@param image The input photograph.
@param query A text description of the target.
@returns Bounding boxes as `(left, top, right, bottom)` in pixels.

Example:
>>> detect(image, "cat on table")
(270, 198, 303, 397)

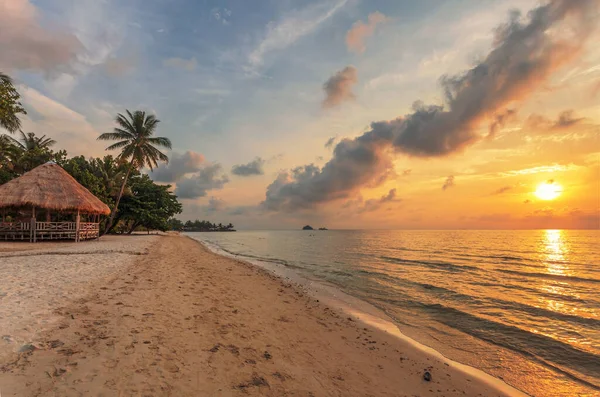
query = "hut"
(0, 162, 111, 242)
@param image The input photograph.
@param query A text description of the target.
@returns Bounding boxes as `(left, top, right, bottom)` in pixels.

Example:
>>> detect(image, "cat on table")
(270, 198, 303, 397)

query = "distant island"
(302, 225, 328, 230)
(169, 219, 236, 232)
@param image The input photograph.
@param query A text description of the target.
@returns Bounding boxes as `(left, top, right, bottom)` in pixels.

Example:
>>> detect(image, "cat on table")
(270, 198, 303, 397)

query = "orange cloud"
(322, 66, 357, 108)
(346, 12, 388, 54)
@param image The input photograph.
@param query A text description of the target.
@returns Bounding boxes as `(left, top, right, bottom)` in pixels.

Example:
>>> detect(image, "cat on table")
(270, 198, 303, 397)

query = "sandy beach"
(0, 234, 518, 396)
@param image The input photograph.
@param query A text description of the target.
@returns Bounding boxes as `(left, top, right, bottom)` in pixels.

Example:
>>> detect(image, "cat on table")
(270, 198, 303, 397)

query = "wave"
(380, 256, 479, 272)
(416, 303, 600, 389)
(470, 281, 594, 304)
(498, 269, 600, 284)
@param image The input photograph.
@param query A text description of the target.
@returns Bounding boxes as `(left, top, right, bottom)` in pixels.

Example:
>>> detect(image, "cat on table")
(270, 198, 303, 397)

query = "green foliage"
(167, 218, 184, 230)
(0, 132, 66, 175)
(182, 219, 235, 231)
(97, 110, 172, 170)
(1, 130, 182, 236)
(0, 72, 27, 133)
(97, 109, 173, 234)
(114, 174, 182, 233)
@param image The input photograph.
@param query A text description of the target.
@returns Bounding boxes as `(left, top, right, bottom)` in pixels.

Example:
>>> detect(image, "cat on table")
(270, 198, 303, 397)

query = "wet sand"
(0, 234, 517, 396)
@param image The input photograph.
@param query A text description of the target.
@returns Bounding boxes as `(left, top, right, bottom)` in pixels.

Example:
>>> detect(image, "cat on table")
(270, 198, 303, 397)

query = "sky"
(1, 0, 599, 229)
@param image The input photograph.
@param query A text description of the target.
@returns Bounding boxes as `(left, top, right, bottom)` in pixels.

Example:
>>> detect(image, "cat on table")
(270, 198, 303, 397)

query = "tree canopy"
(0, 72, 27, 134)
(98, 109, 172, 234)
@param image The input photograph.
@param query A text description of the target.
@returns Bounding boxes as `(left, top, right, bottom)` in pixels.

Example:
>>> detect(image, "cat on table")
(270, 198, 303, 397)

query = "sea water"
(186, 230, 599, 397)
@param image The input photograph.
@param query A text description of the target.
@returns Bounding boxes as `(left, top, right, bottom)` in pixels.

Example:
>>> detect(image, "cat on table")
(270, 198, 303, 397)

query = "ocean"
(186, 230, 599, 397)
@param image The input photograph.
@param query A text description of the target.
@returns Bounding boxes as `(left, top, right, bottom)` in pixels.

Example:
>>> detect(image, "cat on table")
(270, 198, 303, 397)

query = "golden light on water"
(534, 181, 562, 200)
(543, 229, 568, 275)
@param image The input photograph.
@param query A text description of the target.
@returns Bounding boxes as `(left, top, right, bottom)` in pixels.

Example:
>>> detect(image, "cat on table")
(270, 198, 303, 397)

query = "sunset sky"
(1, 0, 599, 229)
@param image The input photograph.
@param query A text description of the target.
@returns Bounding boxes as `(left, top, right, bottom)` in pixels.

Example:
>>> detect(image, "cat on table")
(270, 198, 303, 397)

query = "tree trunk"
(103, 163, 134, 235)
(127, 221, 141, 235)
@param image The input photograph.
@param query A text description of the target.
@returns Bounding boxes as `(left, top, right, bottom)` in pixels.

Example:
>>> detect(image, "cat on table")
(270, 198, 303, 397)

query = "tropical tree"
(9, 131, 56, 151)
(97, 110, 171, 234)
(114, 174, 182, 234)
(0, 72, 27, 133)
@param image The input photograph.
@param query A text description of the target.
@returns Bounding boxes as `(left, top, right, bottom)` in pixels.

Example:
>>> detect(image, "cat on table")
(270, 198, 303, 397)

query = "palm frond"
(105, 140, 132, 151)
(98, 131, 132, 141)
(115, 112, 136, 135)
(145, 136, 172, 149)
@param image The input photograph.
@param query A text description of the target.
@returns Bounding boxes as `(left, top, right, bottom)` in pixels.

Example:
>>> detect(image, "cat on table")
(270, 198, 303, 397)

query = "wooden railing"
(0, 222, 100, 241)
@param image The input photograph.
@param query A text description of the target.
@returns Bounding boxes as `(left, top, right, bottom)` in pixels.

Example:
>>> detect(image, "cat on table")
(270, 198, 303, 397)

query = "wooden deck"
(0, 222, 100, 242)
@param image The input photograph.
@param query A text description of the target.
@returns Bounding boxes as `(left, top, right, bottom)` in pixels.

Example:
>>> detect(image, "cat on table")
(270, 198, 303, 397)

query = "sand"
(0, 234, 517, 396)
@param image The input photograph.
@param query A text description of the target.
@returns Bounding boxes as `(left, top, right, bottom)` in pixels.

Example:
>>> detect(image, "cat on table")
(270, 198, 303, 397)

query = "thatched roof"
(0, 162, 111, 215)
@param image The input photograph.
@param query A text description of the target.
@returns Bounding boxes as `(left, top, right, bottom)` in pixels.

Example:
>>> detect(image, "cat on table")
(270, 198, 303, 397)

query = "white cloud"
(0, 0, 81, 72)
(246, 0, 348, 73)
(19, 86, 106, 157)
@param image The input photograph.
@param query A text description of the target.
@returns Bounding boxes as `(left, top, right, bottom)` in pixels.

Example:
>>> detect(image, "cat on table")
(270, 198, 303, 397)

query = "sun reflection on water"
(543, 230, 569, 276)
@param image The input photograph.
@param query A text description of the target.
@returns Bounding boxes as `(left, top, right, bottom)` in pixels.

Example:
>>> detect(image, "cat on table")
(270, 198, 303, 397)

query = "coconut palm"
(9, 131, 56, 151)
(98, 110, 171, 234)
(0, 134, 19, 167)
(88, 156, 129, 199)
(0, 72, 27, 133)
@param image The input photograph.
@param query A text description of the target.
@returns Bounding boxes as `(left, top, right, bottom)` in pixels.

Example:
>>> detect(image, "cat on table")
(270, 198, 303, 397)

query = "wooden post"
(75, 210, 80, 242)
(31, 206, 36, 243)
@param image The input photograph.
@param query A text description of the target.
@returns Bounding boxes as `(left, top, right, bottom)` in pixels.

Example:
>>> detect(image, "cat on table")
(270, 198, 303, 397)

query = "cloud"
(527, 109, 585, 130)
(262, 0, 596, 211)
(231, 157, 265, 176)
(322, 66, 358, 108)
(150, 151, 206, 182)
(205, 197, 226, 213)
(0, 0, 81, 72)
(346, 11, 388, 54)
(554, 110, 584, 128)
(163, 57, 197, 71)
(491, 185, 512, 195)
(488, 109, 517, 138)
(19, 86, 102, 157)
(175, 163, 229, 199)
(325, 136, 337, 149)
(246, 0, 348, 73)
(501, 164, 578, 176)
(360, 188, 400, 212)
(442, 176, 455, 191)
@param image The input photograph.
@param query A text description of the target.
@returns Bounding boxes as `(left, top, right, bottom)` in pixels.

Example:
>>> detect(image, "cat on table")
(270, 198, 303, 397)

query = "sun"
(535, 181, 563, 200)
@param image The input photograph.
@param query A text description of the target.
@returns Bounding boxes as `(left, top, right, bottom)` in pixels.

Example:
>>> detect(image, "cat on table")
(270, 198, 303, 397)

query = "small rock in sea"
(423, 371, 432, 382)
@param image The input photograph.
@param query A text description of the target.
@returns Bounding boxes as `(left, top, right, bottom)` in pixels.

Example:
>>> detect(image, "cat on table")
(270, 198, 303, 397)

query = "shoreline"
(1, 234, 523, 396)
(192, 234, 528, 397)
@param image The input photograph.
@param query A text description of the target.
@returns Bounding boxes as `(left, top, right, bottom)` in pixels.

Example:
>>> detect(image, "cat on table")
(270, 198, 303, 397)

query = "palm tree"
(98, 110, 171, 234)
(9, 131, 56, 151)
(0, 72, 26, 133)
(0, 134, 20, 167)
(91, 156, 128, 198)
